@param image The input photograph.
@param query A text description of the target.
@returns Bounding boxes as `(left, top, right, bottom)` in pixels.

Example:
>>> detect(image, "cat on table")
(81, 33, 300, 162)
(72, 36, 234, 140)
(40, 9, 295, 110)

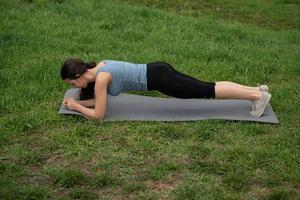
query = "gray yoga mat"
(59, 88, 279, 123)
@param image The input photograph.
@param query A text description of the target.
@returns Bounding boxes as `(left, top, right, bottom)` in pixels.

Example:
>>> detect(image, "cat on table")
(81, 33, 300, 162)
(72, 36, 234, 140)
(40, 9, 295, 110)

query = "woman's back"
(96, 60, 147, 96)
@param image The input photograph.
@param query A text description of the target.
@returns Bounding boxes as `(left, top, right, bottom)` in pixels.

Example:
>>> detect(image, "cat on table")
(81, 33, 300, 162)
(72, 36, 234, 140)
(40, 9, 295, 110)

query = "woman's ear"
(75, 74, 81, 79)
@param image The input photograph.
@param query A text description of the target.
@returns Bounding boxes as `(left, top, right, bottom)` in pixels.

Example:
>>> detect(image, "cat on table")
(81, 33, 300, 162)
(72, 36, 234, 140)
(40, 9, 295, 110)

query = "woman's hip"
(146, 61, 174, 90)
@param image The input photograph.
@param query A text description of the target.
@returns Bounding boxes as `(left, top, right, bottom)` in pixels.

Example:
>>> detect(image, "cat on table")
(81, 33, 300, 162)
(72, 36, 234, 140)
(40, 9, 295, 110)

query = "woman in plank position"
(60, 58, 271, 120)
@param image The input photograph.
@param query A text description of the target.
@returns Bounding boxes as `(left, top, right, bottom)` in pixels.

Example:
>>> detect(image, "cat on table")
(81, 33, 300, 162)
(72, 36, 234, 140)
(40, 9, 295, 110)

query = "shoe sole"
(255, 93, 271, 117)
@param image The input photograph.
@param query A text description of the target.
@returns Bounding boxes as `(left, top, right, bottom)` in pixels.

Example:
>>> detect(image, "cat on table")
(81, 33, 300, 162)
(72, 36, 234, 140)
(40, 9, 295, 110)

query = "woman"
(60, 58, 271, 120)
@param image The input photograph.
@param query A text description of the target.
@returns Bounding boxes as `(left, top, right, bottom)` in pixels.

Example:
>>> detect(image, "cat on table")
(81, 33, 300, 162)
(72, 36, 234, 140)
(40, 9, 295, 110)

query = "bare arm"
(94, 73, 110, 120)
(65, 72, 111, 121)
(64, 98, 97, 118)
(75, 105, 97, 119)
(77, 99, 95, 107)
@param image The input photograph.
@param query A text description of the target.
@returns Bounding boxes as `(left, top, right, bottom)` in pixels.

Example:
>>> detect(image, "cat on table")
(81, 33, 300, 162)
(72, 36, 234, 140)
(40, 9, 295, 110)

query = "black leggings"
(146, 62, 216, 99)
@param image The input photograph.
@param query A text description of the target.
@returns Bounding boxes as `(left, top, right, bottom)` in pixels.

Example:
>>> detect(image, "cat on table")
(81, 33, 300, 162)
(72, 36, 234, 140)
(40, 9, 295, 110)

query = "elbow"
(97, 116, 104, 121)
(94, 113, 104, 121)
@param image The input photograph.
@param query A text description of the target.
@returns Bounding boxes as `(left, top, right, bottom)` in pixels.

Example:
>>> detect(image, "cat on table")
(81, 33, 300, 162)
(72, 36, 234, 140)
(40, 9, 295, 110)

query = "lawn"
(0, 0, 299, 199)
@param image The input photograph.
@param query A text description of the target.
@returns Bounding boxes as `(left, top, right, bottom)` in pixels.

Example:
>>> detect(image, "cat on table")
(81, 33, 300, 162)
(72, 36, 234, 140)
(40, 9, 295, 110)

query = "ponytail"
(86, 61, 97, 69)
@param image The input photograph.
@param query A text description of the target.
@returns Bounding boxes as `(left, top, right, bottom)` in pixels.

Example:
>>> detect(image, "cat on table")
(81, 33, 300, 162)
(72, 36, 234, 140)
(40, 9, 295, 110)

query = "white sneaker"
(259, 84, 269, 92)
(250, 91, 271, 117)
(251, 85, 269, 110)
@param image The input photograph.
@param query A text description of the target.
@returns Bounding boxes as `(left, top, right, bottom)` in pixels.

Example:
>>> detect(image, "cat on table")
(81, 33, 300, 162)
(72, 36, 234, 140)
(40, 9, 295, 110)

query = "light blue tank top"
(96, 60, 148, 96)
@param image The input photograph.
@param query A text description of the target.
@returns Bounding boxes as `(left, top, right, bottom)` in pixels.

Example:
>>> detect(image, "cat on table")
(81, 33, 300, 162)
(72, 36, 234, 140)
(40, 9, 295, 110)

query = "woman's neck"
(85, 62, 106, 82)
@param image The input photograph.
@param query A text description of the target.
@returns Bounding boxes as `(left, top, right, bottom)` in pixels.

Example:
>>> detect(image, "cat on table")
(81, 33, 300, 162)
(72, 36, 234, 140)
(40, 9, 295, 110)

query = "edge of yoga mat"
(58, 88, 279, 124)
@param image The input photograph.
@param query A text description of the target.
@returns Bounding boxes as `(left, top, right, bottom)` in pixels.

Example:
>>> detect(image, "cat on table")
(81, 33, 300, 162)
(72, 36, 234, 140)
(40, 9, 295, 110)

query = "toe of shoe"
(250, 110, 263, 117)
(260, 85, 269, 92)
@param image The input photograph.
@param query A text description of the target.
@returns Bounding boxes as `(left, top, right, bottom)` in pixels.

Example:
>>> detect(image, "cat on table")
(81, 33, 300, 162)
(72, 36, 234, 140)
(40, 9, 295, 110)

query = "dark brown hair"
(60, 58, 96, 80)
(60, 58, 97, 100)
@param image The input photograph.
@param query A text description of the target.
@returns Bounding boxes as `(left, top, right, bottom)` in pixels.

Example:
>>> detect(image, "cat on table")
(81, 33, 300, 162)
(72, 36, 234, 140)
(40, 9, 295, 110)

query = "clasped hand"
(63, 98, 79, 111)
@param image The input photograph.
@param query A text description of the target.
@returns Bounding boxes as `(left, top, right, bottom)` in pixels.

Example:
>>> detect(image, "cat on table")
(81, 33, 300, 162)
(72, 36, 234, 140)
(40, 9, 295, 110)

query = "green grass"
(0, 0, 299, 199)
(115, 0, 300, 30)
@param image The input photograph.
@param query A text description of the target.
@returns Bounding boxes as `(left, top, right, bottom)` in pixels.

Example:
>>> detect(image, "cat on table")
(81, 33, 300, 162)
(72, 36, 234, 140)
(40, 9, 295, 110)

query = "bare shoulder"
(95, 60, 112, 85)
(96, 72, 112, 86)
(96, 60, 106, 67)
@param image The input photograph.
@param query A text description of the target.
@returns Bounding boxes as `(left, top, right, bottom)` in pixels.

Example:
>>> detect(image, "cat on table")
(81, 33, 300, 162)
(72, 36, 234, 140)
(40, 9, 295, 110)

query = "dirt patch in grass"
(96, 135, 113, 141)
(148, 181, 174, 191)
(45, 154, 66, 166)
(51, 187, 72, 199)
(247, 185, 272, 199)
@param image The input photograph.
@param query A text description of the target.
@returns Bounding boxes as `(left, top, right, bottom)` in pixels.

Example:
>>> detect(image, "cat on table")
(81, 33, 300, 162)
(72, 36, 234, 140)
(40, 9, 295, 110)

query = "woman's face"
(64, 76, 88, 88)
